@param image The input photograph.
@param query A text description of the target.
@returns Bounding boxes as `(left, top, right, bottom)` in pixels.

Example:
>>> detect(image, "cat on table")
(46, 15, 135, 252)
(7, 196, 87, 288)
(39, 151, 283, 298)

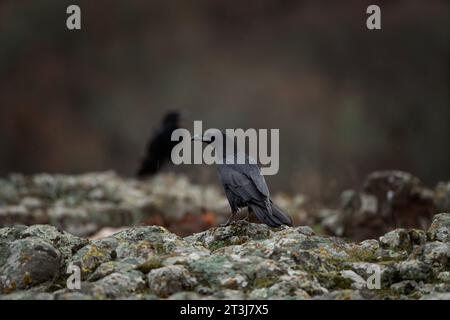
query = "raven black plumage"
(137, 111, 180, 177)
(193, 131, 293, 228)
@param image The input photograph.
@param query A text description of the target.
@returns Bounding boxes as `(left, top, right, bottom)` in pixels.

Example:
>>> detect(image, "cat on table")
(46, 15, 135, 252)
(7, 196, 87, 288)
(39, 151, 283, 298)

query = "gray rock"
(167, 291, 204, 300)
(409, 229, 427, 246)
(210, 289, 246, 300)
(390, 280, 418, 295)
(358, 239, 380, 252)
(0, 291, 54, 300)
(0, 172, 229, 237)
(397, 260, 431, 281)
(340, 270, 367, 290)
(427, 213, 450, 242)
(315, 289, 365, 300)
(21, 225, 88, 265)
(0, 209, 449, 300)
(185, 220, 271, 250)
(87, 270, 147, 299)
(344, 171, 436, 240)
(295, 226, 316, 236)
(147, 265, 197, 298)
(248, 273, 324, 299)
(379, 229, 411, 251)
(417, 241, 450, 269)
(56, 270, 147, 300)
(248, 283, 311, 300)
(71, 243, 115, 277)
(0, 238, 61, 293)
(87, 261, 136, 282)
(420, 292, 450, 300)
(437, 271, 450, 283)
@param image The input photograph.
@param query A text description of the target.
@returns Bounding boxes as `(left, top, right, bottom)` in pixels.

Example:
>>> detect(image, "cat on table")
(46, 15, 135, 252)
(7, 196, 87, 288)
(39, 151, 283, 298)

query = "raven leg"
(243, 209, 250, 221)
(220, 211, 237, 227)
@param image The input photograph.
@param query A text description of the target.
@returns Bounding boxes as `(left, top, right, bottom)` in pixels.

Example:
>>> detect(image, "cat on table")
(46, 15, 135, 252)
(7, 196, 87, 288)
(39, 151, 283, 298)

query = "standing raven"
(136, 111, 180, 177)
(193, 131, 293, 228)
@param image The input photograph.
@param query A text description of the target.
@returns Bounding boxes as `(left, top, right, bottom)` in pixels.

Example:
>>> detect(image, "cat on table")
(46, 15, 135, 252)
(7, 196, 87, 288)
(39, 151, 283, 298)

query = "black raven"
(193, 131, 293, 228)
(137, 111, 180, 177)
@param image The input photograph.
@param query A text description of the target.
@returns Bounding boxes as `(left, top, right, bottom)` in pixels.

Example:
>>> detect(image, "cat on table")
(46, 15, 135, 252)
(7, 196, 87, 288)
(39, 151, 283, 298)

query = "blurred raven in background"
(136, 111, 180, 177)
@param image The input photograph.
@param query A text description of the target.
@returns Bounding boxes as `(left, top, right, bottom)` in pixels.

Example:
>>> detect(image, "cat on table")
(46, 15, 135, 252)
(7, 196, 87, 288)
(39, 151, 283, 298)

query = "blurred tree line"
(0, 0, 449, 201)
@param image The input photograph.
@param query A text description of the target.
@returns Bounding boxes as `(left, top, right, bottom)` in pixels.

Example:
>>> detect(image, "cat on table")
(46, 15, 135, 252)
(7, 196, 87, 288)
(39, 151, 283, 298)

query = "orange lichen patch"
(2, 280, 17, 294)
(20, 253, 32, 264)
(201, 211, 217, 227)
(23, 272, 33, 286)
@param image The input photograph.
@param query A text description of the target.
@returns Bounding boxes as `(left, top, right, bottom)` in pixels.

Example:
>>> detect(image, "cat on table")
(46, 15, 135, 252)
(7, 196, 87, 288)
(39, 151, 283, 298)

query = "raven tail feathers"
(249, 203, 293, 228)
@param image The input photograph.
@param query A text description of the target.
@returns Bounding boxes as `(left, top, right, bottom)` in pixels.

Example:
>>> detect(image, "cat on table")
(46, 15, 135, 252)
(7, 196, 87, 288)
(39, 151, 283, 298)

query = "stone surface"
(1, 173, 450, 300)
(397, 260, 432, 281)
(379, 229, 412, 251)
(330, 171, 440, 240)
(148, 265, 197, 297)
(427, 213, 450, 242)
(0, 215, 449, 299)
(0, 238, 61, 292)
(0, 172, 229, 237)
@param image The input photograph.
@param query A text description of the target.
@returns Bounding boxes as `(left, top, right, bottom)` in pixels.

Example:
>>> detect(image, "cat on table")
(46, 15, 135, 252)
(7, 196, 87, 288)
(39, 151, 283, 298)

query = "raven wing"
(217, 163, 270, 208)
(242, 163, 270, 198)
(226, 163, 270, 198)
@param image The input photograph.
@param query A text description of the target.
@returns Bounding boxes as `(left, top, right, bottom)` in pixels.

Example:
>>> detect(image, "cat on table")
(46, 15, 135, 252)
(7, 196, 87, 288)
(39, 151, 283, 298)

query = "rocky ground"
(1, 170, 448, 239)
(0, 172, 230, 237)
(0, 213, 449, 300)
(0, 171, 449, 300)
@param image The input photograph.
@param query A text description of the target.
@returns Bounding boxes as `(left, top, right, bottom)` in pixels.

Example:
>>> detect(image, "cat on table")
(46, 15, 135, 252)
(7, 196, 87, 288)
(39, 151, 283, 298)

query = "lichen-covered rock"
(87, 261, 136, 282)
(363, 172, 435, 220)
(167, 291, 203, 300)
(409, 229, 428, 246)
(315, 289, 366, 300)
(420, 292, 450, 300)
(358, 239, 380, 253)
(427, 213, 450, 242)
(379, 229, 412, 251)
(1, 213, 450, 300)
(390, 280, 418, 295)
(340, 270, 367, 290)
(185, 221, 271, 250)
(295, 226, 316, 236)
(2, 172, 450, 300)
(332, 171, 436, 241)
(70, 225, 197, 279)
(415, 242, 450, 270)
(437, 271, 450, 283)
(0, 172, 229, 237)
(148, 265, 197, 298)
(396, 260, 432, 281)
(0, 224, 88, 294)
(55, 270, 147, 300)
(0, 290, 55, 300)
(187, 255, 252, 290)
(0, 238, 61, 293)
(248, 276, 313, 300)
(21, 225, 88, 265)
(71, 243, 115, 277)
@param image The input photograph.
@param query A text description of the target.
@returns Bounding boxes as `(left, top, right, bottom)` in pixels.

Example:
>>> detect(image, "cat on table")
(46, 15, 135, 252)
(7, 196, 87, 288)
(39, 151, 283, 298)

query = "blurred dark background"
(0, 0, 449, 200)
